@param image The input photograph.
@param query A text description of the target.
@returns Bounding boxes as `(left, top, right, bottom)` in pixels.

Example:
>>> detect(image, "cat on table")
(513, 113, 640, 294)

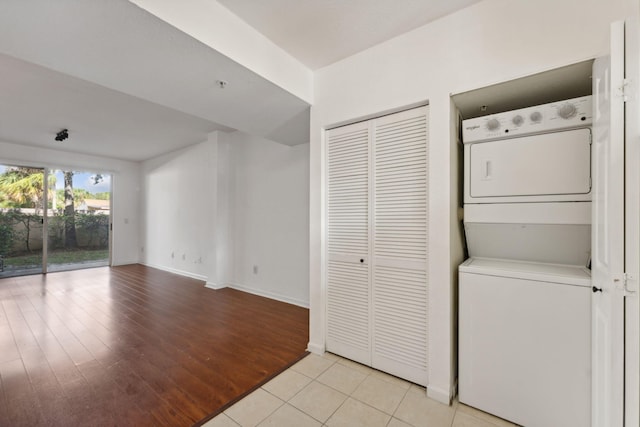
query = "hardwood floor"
(0, 264, 309, 426)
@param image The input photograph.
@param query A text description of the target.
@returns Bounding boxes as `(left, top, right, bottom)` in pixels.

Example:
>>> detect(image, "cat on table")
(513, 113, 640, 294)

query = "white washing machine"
(459, 258, 591, 427)
(458, 96, 593, 427)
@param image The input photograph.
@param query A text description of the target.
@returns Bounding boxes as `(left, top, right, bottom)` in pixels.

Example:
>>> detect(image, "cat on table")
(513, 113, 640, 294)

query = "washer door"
(458, 269, 591, 427)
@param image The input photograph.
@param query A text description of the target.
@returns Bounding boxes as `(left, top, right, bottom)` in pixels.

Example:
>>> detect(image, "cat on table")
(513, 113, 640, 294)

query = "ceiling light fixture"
(55, 129, 69, 142)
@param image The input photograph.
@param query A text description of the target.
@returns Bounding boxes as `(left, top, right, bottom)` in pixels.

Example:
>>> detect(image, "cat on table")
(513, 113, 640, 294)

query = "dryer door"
(465, 128, 592, 203)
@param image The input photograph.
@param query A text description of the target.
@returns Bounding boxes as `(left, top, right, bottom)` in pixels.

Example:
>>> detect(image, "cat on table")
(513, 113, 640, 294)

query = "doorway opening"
(46, 169, 111, 273)
(0, 164, 111, 277)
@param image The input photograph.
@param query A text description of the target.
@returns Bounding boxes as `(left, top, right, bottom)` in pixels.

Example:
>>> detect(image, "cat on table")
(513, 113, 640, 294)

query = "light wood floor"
(0, 264, 309, 426)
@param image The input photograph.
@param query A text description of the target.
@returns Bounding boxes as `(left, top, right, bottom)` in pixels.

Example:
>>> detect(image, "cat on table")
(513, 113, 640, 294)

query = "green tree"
(55, 188, 101, 208)
(0, 213, 14, 256)
(0, 167, 44, 211)
(6, 210, 36, 253)
(0, 168, 53, 254)
(63, 171, 78, 248)
(94, 192, 110, 200)
(76, 213, 109, 248)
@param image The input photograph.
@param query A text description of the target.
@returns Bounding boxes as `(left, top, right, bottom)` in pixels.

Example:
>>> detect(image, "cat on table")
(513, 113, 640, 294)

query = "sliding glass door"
(0, 164, 111, 278)
(0, 164, 45, 277)
(47, 169, 111, 273)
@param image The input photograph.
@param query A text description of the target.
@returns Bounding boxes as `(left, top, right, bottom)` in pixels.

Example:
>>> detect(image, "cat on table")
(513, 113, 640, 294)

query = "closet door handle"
(360, 259, 364, 263)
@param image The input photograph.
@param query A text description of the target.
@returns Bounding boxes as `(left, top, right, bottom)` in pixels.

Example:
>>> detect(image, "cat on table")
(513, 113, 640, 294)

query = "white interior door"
(624, 17, 640, 427)
(325, 105, 429, 384)
(325, 121, 372, 365)
(591, 20, 625, 427)
(372, 106, 429, 385)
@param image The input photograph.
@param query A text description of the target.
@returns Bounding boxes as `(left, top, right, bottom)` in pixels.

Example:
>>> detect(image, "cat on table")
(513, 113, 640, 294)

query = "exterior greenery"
(0, 210, 109, 257)
(7, 248, 109, 267)
(0, 221, 12, 256)
(0, 167, 109, 264)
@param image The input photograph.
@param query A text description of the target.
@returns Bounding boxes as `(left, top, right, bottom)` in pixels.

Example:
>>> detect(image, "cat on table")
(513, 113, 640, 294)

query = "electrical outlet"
(171, 251, 174, 258)
(182, 253, 186, 261)
(253, 265, 258, 274)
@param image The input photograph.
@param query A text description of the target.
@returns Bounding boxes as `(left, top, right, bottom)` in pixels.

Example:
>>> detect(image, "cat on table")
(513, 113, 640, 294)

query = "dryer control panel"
(462, 95, 592, 143)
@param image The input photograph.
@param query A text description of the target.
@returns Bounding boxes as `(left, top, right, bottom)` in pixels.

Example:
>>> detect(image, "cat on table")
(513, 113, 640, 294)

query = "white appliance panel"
(467, 128, 591, 202)
(459, 262, 591, 427)
(464, 222, 591, 265)
(464, 202, 592, 224)
(462, 95, 592, 143)
(459, 257, 591, 285)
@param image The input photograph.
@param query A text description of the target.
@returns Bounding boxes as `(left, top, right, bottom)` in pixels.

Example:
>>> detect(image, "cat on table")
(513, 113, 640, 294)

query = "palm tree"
(0, 167, 45, 211)
(0, 167, 48, 253)
(63, 171, 78, 248)
(0, 168, 89, 250)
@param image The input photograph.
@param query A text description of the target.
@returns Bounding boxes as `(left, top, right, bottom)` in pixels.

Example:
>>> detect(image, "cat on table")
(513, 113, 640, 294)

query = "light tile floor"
(203, 352, 519, 427)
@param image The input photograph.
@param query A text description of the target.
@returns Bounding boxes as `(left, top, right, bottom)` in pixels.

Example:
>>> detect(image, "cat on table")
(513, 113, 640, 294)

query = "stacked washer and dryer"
(458, 96, 593, 427)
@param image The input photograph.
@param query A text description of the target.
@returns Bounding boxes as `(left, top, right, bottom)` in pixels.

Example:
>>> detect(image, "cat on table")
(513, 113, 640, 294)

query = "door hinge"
(621, 78, 632, 102)
(625, 273, 638, 295)
(617, 273, 638, 295)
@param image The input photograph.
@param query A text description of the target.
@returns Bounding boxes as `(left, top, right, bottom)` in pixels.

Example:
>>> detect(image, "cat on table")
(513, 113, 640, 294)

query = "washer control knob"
(558, 103, 578, 119)
(486, 118, 500, 131)
(530, 111, 543, 123)
(512, 114, 524, 126)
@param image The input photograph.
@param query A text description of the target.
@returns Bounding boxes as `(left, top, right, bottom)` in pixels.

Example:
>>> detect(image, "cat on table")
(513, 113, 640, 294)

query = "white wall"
(228, 132, 310, 307)
(141, 135, 217, 281)
(215, 132, 233, 287)
(140, 130, 310, 306)
(0, 140, 140, 265)
(309, 0, 638, 403)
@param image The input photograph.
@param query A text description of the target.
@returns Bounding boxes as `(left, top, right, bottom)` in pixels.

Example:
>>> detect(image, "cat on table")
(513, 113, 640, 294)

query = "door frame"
(0, 164, 113, 276)
(42, 167, 49, 273)
(624, 17, 640, 427)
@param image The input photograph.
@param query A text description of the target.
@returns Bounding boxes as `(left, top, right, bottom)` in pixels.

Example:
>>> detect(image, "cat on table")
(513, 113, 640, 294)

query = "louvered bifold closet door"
(325, 121, 371, 365)
(372, 106, 428, 385)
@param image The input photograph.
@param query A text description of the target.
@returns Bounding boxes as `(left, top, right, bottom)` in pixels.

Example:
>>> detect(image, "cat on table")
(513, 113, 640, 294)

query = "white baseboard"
(141, 262, 208, 282)
(205, 281, 227, 290)
(111, 256, 141, 267)
(427, 384, 454, 405)
(307, 341, 325, 355)
(227, 282, 309, 308)
(111, 261, 136, 267)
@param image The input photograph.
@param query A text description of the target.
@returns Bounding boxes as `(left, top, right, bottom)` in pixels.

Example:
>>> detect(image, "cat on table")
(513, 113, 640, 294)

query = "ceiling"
(0, 0, 480, 162)
(0, 0, 310, 161)
(217, 0, 483, 70)
(0, 53, 232, 161)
